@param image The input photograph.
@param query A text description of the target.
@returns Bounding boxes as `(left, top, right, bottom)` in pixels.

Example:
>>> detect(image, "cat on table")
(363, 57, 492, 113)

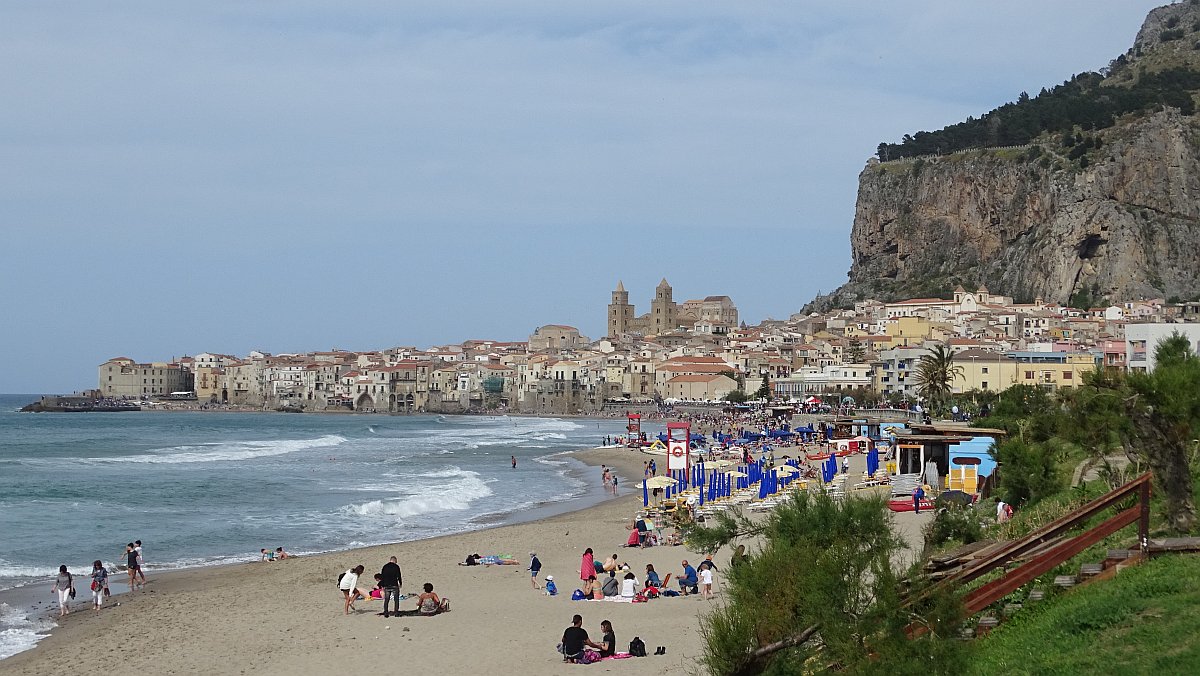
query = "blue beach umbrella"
(867, 448, 879, 476)
(643, 479, 649, 507)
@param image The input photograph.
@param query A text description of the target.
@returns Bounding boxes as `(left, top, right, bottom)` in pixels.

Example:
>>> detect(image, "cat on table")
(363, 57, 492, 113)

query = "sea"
(0, 394, 641, 659)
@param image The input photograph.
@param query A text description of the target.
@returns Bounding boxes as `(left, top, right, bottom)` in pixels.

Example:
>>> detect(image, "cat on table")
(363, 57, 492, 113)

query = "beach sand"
(0, 449, 716, 675)
(0, 447, 931, 676)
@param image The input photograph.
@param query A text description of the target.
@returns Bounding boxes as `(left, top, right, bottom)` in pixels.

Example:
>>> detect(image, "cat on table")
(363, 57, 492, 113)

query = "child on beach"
(545, 576, 557, 596)
(90, 560, 108, 611)
(699, 566, 714, 600)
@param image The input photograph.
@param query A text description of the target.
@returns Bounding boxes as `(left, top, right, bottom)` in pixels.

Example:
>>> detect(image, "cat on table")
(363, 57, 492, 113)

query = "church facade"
(607, 279, 738, 337)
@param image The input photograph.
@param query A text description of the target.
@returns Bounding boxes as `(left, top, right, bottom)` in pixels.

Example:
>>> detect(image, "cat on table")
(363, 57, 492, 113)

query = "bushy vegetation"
(877, 67, 1200, 160)
(980, 334, 1200, 532)
(684, 493, 967, 675)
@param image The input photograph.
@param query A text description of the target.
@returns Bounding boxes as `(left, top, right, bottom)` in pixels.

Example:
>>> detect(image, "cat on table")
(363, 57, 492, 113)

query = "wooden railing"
(908, 472, 1152, 636)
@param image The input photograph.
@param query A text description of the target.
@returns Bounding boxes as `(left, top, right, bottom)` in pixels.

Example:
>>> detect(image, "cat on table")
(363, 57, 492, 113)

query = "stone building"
(98, 357, 192, 398)
(608, 279, 735, 338)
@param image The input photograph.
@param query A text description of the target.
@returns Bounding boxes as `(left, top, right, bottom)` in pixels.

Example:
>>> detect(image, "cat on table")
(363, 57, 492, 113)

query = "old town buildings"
(97, 283, 1199, 414)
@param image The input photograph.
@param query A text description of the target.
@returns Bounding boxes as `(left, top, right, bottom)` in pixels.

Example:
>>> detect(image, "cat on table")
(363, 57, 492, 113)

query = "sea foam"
(86, 434, 348, 464)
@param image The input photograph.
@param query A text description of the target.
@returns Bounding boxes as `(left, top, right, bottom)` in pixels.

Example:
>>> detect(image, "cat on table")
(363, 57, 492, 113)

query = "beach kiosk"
(666, 422, 691, 473)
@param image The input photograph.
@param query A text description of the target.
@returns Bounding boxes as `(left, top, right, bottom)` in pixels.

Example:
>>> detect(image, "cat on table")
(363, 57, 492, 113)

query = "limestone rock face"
(812, 110, 1200, 309)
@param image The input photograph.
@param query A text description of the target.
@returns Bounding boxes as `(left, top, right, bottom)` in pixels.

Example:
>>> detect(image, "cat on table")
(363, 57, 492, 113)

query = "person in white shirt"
(620, 572, 640, 599)
(339, 565, 371, 615)
(699, 567, 714, 600)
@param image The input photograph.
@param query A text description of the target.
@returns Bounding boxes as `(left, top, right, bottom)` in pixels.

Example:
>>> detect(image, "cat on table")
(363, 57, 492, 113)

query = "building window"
(1063, 371, 1072, 380)
(981, 367, 989, 374)
(1025, 371, 1033, 380)
(982, 381, 989, 390)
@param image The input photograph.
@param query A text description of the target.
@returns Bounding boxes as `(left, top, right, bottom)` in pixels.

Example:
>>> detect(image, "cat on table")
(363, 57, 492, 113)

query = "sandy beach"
(0, 446, 930, 676)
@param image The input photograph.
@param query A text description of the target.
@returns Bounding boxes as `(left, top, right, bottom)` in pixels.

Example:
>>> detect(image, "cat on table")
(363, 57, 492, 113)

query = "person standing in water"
(511, 455, 517, 469)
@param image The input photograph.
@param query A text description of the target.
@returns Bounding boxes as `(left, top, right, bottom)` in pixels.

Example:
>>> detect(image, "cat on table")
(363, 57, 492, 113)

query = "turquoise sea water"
(0, 394, 635, 658)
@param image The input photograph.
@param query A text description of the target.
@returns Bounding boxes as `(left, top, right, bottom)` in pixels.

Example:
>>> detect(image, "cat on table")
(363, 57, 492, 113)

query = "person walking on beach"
(123, 543, 141, 590)
(134, 540, 147, 585)
(379, 556, 403, 618)
(90, 560, 108, 612)
(511, 455, 517, 469)
(528, 551, 542, 589)
(51, 565, 73, 617)
(913, 486, 925, 514)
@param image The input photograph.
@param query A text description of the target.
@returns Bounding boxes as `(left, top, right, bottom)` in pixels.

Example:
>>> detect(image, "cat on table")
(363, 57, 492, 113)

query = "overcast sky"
(0, 1, 1165, 393)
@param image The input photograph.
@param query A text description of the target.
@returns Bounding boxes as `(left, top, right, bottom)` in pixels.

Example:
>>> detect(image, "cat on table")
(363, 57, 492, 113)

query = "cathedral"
(607, 279, 738, 337)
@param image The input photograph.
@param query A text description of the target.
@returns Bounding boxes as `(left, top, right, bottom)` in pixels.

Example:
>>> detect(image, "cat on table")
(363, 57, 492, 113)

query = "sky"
(0, 0, 1166, 393)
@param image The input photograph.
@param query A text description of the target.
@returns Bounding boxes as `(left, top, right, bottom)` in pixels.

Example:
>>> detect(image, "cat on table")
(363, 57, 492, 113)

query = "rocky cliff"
(810, 3, 1200, 310)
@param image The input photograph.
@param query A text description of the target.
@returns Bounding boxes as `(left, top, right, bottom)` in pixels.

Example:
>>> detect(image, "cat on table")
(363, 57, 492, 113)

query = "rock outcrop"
(809, 4, 1200, 310)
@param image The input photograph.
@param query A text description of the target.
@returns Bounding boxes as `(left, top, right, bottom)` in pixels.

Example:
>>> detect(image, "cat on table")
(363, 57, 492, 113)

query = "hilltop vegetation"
(877, 0, 1200, 160)
(876, 67, 1200, 160)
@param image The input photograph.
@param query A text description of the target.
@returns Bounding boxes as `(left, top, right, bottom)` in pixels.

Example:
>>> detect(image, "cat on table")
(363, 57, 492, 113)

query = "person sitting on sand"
(582, 574, 600, 600)
(369, 573, 385, 599)
(620, 572, 640, 599)
(601, 570, 619, 597)
(415, 582, 450, 616)
(644, 564, 661, 588)
(275, 547, 291, 560)
(261, 548, 275, 562)
(561, 614, 589, 663)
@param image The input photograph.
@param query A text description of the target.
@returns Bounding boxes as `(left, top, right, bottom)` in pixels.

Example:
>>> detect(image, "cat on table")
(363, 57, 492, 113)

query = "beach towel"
(600, 653, 633, 661)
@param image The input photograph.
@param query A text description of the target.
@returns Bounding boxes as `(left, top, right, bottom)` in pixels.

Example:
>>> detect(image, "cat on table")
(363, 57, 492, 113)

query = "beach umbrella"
(774, 465, 799, 475)
(645, 476, 676, 489)
(643, 479, 649, 507)
(707, 459, 734, 469)
(866, 448, 879, 476)
(724, 470, 748, 478)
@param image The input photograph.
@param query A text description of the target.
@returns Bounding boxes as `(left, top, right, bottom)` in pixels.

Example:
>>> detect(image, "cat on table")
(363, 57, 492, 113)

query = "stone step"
(1027, 588, 1046, 601)
(976, 616, 1000, 636)
(1054, 575, 1077, 588)
(1002, 602, 1023, 617)
(1106, 548, 1132, 560)
(1080, 563, 1103, 577)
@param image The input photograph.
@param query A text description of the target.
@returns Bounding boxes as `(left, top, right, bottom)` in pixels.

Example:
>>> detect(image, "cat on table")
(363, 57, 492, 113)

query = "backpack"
(336, 572, 346, 588)
(629, 637, 647, 657)
(571, 589, 586, 601)
(644, 587, 659, 599)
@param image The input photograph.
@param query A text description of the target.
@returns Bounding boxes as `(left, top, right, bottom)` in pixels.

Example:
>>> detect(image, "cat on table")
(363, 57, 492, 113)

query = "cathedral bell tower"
(608, 281, 633, 337)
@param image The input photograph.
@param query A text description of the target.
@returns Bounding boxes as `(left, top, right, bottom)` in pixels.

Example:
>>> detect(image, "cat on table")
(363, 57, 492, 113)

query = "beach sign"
(666, 422, 691, 472)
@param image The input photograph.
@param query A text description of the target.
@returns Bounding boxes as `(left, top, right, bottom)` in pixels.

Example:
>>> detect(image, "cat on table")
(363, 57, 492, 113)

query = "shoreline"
(1, 445, 702, 674)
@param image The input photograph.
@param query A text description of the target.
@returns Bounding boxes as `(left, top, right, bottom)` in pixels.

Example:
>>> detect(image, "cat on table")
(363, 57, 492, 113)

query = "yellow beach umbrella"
(773, 465, 799, 475)
(724, 470, 748, 478)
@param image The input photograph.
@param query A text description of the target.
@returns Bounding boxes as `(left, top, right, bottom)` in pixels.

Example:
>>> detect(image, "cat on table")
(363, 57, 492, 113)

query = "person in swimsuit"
(415, 582, 448, 615)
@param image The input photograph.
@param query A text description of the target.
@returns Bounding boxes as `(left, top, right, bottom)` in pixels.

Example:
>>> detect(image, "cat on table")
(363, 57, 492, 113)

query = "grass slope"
(970, 554, 1200, 675)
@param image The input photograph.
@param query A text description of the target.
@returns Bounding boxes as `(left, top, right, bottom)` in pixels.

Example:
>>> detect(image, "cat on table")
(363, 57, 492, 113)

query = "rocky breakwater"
(810, 109, 1200, 309)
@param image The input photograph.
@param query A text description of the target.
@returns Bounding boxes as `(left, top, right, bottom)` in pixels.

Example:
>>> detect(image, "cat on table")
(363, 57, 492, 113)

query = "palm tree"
(914, 344, 963, 409)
